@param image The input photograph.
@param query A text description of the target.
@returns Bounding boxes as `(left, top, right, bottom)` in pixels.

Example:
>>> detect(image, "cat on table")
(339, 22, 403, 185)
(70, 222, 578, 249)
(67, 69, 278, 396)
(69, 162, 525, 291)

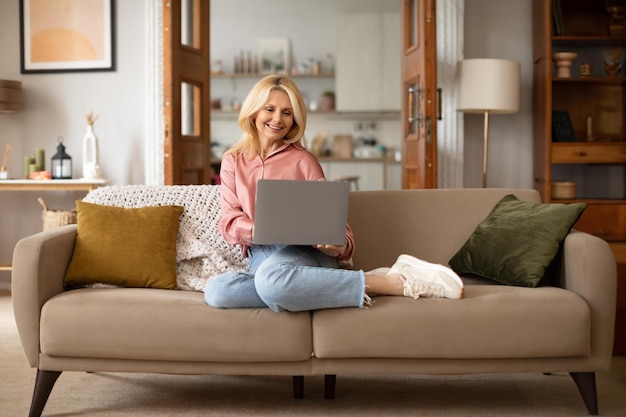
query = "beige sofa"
(12, 186, 616, 417)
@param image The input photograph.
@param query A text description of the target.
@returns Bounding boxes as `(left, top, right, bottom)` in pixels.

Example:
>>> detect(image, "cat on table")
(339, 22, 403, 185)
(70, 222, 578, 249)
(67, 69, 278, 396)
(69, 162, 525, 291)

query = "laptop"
(253, 179, 350, 245)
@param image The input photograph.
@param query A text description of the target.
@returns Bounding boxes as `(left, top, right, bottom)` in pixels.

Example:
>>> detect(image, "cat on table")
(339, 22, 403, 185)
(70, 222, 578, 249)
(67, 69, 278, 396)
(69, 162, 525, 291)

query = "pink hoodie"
(218, 143, 355, 260)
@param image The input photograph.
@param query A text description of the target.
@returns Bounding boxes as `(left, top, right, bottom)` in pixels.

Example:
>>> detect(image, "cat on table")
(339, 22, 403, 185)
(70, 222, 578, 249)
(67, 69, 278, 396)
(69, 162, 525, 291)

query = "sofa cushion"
(312, 286, 590, 359)
(40, 288, 313, 362)
(64, 201, 184, 290)
(448, 194, 586, 287)
(84, 185, 249, 291)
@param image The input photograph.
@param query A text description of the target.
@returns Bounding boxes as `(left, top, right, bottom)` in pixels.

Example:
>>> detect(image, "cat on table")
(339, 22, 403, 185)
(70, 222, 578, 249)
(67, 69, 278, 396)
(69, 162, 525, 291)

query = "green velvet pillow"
(64, 201, 184, 290)
(449, 194, 586, 287)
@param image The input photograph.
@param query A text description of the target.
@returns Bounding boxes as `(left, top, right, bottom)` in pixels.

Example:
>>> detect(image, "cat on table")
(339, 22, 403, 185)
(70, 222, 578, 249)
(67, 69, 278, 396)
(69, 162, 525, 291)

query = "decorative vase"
(320, 94, 335, 111)
(82, 124, 101, 179)
(553, 52, 578, 78)
(603, 46, 624, 76)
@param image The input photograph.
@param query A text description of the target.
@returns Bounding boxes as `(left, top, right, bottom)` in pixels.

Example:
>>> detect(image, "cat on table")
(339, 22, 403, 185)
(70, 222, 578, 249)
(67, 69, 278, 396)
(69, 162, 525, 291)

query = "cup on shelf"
(580, 64, 593, 77)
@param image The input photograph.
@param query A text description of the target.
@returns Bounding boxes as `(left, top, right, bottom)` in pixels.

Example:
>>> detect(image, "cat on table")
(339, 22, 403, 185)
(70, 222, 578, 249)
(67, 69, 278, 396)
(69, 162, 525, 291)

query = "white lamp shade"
(456, 59, 520, 114)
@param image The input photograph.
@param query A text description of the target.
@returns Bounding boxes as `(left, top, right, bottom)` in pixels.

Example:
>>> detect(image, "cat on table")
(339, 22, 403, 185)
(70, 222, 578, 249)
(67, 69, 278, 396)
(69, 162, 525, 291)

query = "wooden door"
(401, 0, 437, 189)
(163, 0, 211, 185)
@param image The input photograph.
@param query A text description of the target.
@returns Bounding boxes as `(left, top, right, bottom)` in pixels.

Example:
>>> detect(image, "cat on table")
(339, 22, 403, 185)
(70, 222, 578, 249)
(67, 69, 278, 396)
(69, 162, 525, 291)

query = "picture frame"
(19, 0, 115, 74)
(258, 38, 290, 74)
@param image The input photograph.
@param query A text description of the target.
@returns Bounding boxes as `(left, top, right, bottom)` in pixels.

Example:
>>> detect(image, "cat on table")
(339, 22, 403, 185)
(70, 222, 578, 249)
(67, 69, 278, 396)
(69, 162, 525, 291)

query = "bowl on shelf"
(553, 52, 578, 60)
(551, 181, 577, 200)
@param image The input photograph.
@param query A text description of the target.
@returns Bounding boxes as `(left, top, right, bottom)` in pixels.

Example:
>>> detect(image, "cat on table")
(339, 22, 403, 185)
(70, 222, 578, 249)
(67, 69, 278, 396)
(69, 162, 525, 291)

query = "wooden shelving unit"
(533, 0, 626, 355)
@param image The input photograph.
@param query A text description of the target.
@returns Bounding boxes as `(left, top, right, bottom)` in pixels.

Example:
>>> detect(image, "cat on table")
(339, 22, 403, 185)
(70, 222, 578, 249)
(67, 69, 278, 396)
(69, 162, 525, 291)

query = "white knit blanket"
(84, 185, 249, 291)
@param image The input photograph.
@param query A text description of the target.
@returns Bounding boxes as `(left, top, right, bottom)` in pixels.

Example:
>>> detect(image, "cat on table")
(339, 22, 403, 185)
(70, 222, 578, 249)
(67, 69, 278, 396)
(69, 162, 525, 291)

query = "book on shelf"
(552, 110, 577, 142)
(552, 0, 564, 36)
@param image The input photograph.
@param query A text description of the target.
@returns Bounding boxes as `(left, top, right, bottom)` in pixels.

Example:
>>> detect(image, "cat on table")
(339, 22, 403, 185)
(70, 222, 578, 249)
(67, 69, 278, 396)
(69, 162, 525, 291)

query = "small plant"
(85, 111, 99, 126)
(320, 91, 335, 111)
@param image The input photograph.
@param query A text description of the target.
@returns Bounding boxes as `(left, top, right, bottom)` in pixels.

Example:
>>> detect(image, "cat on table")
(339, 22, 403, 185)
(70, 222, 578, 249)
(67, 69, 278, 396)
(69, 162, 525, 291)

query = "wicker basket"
(38, 198, 77, 231)
(551, 181, 577, 200)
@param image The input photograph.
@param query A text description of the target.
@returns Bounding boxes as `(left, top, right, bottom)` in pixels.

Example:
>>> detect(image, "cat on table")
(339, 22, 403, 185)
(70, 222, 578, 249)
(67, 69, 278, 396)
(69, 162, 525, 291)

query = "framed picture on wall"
(19, 0, 116, 73)
(258, 38, 290, 74)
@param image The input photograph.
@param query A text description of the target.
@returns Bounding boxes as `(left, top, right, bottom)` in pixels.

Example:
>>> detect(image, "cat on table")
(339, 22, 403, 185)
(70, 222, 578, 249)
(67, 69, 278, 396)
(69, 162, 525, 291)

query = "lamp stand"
(457, 59, 520, 188)
(482, 110, 490, 188)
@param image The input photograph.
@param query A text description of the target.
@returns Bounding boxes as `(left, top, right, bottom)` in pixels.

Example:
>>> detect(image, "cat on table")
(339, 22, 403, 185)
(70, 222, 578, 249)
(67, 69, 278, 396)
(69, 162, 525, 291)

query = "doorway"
(146, 0, 464, 187)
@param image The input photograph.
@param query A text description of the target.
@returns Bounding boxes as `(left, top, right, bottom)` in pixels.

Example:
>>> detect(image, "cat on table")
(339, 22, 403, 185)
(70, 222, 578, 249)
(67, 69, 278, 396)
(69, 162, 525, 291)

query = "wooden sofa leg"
(325, 374, 336, 399)
(570, 372, 598, 415)
(29, 369, 62, 417)
(293, 375, 304, 399)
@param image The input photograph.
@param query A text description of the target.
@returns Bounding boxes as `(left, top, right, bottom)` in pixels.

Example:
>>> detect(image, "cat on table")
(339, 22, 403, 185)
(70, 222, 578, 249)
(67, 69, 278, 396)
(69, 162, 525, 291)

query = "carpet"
(1, 290, 625, 417)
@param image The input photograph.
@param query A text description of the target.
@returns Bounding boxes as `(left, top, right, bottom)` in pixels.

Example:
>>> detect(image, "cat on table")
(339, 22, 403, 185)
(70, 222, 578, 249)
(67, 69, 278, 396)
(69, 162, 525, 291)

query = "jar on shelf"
(607, 5, 626, 37)
(211, 60, 223, 76)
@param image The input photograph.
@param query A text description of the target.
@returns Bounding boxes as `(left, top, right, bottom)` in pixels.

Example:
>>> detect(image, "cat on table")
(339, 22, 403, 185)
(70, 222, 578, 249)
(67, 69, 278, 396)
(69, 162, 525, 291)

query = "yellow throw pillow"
(64, 201, 184, 290)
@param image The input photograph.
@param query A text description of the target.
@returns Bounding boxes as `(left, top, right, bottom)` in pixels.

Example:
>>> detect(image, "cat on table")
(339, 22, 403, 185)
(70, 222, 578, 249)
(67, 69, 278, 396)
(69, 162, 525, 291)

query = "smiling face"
(254, 89, 295, 149)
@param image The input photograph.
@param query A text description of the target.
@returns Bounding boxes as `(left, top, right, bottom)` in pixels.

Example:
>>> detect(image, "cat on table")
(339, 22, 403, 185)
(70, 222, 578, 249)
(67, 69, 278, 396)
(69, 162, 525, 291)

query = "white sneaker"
(364, 267, 391, 275)
(389, 254, 464, 299)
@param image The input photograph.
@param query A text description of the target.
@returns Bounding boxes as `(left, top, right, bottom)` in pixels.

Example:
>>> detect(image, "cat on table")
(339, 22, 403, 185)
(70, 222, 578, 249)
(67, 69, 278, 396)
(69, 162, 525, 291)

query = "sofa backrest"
(347, 188, 541, 271)
(84, 185, 541, 282)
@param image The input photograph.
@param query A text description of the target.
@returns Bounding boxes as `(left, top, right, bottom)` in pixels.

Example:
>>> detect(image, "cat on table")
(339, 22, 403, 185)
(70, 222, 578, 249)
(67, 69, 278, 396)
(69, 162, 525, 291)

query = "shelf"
(212, 73, 334, 79)
(211, 110, 400, 121)
(552, 76, 626, 84)
(553, 36, 626, 41)
(211, 110, 335, 116)
(0, 179, 107, 191)
(210, 156, 400, 164)
(553, 36, 626, 46)
(551, 198, 626, 205)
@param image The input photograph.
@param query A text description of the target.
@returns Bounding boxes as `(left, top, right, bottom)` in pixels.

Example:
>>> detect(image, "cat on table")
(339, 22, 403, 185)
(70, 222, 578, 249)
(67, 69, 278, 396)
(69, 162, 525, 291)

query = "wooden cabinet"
(551, 142, 626, 163)
(335, 13, 401, 112)
(532, 0, 626, 355)
(318, 158, 402, 191)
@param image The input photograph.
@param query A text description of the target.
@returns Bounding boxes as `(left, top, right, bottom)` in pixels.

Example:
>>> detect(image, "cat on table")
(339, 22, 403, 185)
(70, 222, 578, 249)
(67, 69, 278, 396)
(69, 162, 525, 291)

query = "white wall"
(0, 0, 535, 282)
(463, 0, 533, 188)
(0, 0, 150, 275)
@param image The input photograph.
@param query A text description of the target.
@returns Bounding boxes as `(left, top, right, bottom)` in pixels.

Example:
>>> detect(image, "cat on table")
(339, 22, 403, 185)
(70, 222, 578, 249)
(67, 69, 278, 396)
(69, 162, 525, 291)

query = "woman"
(205, 75, 463, 312)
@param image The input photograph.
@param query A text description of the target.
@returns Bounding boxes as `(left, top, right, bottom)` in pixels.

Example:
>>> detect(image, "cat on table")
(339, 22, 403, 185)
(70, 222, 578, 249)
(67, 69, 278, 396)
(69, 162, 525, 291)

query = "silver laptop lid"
(253, 179, 350, 245)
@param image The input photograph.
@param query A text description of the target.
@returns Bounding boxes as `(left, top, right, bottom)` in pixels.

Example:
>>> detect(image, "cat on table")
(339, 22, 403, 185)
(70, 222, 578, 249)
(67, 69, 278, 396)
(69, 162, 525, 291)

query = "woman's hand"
(315, 242, 347, 258)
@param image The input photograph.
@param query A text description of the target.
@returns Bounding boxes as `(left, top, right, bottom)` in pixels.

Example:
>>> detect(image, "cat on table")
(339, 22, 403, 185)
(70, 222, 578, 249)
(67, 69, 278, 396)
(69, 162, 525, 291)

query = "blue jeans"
(204, 245, 366, 312)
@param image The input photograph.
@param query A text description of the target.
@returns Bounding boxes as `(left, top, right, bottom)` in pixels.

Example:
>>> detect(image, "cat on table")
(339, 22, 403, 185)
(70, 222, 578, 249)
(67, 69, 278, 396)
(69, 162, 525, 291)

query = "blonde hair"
(225, 75, 307, 159)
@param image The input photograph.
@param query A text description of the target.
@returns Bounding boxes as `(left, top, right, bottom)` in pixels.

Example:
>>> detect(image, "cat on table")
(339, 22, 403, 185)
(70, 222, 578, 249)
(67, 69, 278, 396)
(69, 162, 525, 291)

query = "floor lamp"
(456, 59, 520, 188)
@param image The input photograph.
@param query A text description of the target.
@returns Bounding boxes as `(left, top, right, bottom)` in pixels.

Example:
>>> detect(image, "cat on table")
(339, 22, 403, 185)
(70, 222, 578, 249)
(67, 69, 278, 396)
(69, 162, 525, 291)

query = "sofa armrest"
(560, 230, 617, 368)
(11, 224, 77, 367)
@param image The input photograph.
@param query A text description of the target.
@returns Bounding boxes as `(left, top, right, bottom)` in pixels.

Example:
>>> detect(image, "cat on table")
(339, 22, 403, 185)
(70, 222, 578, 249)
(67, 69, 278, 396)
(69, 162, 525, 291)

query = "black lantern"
(51, 137, 72, 179)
